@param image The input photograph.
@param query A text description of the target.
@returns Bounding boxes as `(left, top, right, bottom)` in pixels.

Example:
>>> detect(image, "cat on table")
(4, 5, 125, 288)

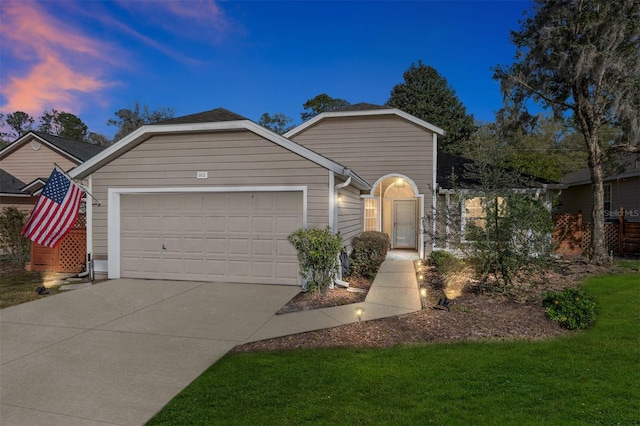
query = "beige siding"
(337, 182, 362, 248)
(0, 141, 77, 184)
(291, 115, 435, 194)
(90, 130, 331, 259)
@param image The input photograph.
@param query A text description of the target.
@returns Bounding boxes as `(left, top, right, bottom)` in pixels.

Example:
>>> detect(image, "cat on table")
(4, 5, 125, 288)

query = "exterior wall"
(0, 141, 76, 184)
(90, 130, 331, 260)
(557, 176, 640, 223)
(290, 115, 435, 194)
(336, 182, 362, 248)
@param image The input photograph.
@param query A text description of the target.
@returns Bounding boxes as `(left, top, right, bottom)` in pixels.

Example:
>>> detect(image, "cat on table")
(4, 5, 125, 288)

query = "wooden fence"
(29, 214, 86, 273)
(553, 207, 640, 256)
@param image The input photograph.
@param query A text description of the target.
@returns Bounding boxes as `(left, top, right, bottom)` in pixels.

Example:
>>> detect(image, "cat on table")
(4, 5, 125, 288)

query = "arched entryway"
(364, 174, 424, 255)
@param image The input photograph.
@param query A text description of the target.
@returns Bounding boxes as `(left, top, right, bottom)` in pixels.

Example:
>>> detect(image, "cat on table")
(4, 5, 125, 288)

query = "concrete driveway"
(0, 279, 300, 426)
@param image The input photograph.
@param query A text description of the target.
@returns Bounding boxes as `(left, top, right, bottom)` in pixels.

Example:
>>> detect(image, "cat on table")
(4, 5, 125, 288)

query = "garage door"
(120, 191, 302, 285)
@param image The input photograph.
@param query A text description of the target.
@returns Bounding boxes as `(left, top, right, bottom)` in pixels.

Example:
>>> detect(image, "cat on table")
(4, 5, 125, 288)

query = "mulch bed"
(230, 258, 621, 354)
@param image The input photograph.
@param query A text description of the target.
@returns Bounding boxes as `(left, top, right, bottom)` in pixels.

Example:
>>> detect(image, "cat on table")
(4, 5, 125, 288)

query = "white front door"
(393, 200, 416, 249)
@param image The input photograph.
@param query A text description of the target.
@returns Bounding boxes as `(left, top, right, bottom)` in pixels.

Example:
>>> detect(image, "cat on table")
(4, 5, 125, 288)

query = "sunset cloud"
(0, 1, 116, 116)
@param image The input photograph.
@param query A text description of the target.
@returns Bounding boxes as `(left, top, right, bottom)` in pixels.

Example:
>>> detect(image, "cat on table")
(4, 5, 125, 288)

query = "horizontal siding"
(0, 141, 77, 184)
(611, 177, 640, 221)
(292, 115, 434, 193)
(337, 183, 362, 249)
(90, 131, 331, 259)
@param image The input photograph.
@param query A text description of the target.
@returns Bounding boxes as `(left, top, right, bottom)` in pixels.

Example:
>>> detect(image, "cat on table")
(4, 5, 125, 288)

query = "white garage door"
(120, 191, 302, 285)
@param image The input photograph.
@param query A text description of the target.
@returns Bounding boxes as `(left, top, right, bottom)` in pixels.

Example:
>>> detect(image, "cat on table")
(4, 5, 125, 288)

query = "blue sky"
(0, 0, 531, 139)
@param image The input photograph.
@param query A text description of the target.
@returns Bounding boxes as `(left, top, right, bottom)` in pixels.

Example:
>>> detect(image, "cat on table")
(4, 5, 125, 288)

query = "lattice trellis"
(56, 229, 86, 272)
(581, 223, 619, 255)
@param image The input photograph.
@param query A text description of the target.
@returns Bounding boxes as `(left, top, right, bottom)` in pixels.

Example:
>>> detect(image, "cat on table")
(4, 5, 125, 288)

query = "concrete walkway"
(0, 257, 420, 426)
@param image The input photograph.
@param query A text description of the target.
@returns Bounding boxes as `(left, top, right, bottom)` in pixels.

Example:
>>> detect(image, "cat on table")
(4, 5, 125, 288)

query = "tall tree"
(300, 94, 350, 122)
(494, 0, 640, 263)
(39, 109, 88, 140)
(5, 111, 34, 140)
(107, 101, 175, 141)
(258, 112, 294, 135)
(386, 61, 477, 154)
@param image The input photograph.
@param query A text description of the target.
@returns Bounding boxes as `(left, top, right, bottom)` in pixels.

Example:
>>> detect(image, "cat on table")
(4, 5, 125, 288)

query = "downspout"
(333, 176, 352, 289)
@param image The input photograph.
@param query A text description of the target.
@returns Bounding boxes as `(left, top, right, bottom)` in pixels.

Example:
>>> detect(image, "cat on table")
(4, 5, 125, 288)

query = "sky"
(0, 0, 533, 140)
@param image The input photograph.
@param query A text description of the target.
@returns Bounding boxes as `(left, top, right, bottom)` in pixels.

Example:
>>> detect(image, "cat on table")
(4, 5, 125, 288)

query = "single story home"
(556, 154, 640, 223)
(70, 104, 561, 286)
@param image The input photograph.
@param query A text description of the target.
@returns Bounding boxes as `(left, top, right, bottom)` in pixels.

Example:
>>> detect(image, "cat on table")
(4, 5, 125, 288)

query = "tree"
(258, 112, 294, 135)
(386, 61, 477, 154)
(494, 0, 640, 263)
(39, 109, 88, 140)
(107, 101, 175, 141)
(86, 132, 112, 146)
(300, 94, 350, 122)
(5, 111, 35, 140)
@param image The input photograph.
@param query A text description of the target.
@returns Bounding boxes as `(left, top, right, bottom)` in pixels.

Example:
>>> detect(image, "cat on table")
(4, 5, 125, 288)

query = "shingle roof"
(335, 103, 388, 112)
(0, 169, 27, 194)
(31, 132, 106, 162)
(157, 108, 248, 125)
(437, 152, 558, 190)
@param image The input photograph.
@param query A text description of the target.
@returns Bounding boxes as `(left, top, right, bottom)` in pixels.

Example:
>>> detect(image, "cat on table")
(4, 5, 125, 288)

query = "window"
(364, 198, 378, 231)
(463, 196, 505, 232)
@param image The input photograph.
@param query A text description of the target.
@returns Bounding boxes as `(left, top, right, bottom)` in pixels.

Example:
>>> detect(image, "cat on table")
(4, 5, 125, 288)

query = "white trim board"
(106, 186, 308, 279)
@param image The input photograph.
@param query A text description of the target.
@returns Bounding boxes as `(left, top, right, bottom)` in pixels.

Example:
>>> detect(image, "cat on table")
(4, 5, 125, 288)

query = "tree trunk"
(587, 134, 608, 264)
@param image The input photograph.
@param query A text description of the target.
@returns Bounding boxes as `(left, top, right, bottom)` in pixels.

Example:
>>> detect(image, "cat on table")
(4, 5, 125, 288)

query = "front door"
(393, 200, 416, 249)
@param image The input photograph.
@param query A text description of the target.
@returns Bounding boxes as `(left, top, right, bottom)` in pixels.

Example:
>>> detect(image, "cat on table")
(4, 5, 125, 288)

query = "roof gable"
(0, 169, 27, 195)
(0, 131, 106, 163)
(70, 108, 371, 190)
(284, 103, 446, 138)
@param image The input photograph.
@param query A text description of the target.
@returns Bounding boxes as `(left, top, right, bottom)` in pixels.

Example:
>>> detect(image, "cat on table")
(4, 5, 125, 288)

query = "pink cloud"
(0, 1, 116, 116)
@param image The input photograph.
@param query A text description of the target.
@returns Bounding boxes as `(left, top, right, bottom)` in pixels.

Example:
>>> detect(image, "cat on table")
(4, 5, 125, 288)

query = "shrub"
(288, 227, 342, 295)
(428, 250, 464, 275)
(0, 206, 31, 267)
(350, 231, 390, 279)
(542, 288, 598, 330)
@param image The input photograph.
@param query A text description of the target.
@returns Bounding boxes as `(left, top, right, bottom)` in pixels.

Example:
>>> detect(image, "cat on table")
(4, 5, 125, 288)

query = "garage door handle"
(162, 244, 166, 250)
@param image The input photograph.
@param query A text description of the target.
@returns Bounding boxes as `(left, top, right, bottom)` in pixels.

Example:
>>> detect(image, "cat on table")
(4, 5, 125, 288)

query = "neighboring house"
(0, 131, 106, 210)
(556, 154, 640, 223)
(69, 104, 559, 286)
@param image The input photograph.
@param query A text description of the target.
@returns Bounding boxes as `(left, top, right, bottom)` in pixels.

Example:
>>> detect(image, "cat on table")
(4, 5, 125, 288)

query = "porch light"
(337, 194, 343, 202)
(396, 178, 404, 188)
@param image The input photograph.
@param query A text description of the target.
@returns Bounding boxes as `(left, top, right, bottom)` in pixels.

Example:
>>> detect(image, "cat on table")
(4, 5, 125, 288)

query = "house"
(556, 154, 640, 223)
(69, 104, 559, 285)
(0, 131, 106, 210)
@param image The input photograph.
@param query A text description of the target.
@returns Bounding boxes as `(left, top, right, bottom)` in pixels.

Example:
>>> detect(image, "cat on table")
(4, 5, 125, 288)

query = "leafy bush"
(542, 288, 598, 330)
(350, 231, 390, 279)
(428, 250, 464, 275)
(0, 206, 30, 266)
(288, 227, 342, 295)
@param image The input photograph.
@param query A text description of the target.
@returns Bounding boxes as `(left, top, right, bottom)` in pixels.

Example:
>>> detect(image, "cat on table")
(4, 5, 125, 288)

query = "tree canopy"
(107, 101, 175, 141)
(39, 109, 88, 140)
(494, 0, 640, 263)
(386, 61, 477, 154)
(300, 94, 350, 122)
(258, 112, 294, 135)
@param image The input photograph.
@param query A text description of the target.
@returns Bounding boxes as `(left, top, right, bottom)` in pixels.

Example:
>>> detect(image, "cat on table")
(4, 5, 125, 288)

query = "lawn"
(0, 266, 56, 309)
(148, 273, 640, 425)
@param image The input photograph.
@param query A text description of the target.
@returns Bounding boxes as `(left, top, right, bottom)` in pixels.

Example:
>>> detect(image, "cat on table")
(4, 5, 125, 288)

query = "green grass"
(148, 273, 640, 425)
(0, 268, 56, 309)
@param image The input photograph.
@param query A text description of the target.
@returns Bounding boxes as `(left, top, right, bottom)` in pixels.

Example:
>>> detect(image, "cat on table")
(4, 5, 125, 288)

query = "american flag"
(21, 169, 85, 248)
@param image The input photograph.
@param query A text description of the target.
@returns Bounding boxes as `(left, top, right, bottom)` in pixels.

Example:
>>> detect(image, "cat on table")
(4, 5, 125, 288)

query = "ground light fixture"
(419, 286, 428, 309)
(355, 307, 364, 322)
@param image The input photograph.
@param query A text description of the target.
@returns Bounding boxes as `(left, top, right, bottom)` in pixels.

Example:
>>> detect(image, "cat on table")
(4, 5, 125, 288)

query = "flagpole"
(53, 163, 102, 206)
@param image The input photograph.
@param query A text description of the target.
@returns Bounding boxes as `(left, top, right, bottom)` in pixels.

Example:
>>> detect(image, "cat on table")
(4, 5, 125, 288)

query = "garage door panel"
(229, 217, 250, 232)
(121, 192, 302, 285)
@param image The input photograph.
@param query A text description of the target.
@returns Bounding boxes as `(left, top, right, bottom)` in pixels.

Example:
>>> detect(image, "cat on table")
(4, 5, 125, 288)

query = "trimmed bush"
(288, 227, 342, 295)
(542, 288, 598, 330)
(350, 231, 390, 279)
